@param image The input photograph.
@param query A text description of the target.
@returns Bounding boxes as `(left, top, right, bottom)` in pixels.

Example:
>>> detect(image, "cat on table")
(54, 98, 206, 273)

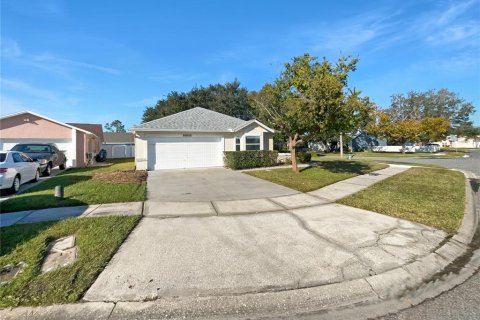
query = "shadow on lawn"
(305, 160, 374, 174)
(0, 174, 91, 213)
(0, 220, 58, 256)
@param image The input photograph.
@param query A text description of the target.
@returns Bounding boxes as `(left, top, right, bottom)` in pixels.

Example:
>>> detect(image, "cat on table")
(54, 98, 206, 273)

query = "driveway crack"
(286, 211, 375, 272)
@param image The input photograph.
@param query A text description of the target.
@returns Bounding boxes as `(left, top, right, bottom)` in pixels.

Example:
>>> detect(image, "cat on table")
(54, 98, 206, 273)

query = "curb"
(1, 170, 478, 319)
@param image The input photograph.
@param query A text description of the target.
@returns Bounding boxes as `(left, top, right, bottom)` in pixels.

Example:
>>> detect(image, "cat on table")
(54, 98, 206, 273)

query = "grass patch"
(0, 159, 146, 213)
(0, 216, 140, 307)
(246, 160, 388, 192)
(313, 150, 467, 159)
(338, 167, 465, 234)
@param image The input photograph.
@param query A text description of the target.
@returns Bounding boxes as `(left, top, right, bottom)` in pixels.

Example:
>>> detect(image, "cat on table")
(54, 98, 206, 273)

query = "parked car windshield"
(12, 144, 51, 153)
(0, 153, 6, 162)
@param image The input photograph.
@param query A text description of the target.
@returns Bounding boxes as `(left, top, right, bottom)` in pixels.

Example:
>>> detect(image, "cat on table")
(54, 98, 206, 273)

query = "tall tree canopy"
(251, 53, 373, 172)
(142, 80, 255, 122)
(386, 89, 475, 133)
(104, 120, 126, 133)
(366, 111, 450, 151)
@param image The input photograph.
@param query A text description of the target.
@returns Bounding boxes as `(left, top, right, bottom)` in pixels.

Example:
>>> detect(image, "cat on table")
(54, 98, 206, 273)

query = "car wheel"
(43, 163, 52, 176)
(10, 175, 20, 194)
(32, 169, 40, 182)
(59, 163, 66, 170)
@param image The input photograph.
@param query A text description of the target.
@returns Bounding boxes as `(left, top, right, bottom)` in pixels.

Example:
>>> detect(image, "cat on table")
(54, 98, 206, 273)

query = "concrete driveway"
(146, 167, 299, 201)
(84, 204, 445, 302)
(84, 165, 446, 303)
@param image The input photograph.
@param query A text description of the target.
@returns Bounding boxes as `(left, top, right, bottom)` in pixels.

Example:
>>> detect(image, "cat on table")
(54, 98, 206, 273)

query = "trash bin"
(95, 149, 107, 162)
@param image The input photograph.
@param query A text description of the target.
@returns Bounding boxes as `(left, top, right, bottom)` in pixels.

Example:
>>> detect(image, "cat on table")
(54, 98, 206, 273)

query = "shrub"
(297, 151, 312, 163)
(224, 151, 278, 170)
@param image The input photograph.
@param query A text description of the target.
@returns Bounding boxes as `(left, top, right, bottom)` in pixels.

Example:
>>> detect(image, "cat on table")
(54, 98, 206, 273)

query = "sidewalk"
(1, 165, 408, 226)
(0, 202, 143, 227)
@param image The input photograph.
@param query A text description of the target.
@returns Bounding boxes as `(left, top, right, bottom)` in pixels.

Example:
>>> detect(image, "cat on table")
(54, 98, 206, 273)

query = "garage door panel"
(149, 136, 223, 170)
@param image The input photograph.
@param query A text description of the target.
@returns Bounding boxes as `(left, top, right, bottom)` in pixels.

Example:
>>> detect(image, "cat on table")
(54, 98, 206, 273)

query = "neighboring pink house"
(0, 111, 104, 167)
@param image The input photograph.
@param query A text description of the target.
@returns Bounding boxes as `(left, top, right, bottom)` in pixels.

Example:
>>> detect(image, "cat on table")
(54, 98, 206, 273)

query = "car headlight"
(38, 159, 48, 165)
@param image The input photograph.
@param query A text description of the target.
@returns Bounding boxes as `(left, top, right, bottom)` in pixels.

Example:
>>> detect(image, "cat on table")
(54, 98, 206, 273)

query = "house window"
(245, 136, 260, 150)
(235, 137, 241, 151)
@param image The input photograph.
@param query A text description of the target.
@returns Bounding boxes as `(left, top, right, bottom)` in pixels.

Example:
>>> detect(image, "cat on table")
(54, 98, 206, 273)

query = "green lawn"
(338, 167, 465, 234)
(0, 159, 146, 213)
(246, 160, 388, 192)
(0, 216, 140, 307)
(312, 150, 467, 159)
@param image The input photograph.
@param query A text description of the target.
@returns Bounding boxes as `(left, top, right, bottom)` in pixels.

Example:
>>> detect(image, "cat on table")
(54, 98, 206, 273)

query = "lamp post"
(340, 133, 344, 158)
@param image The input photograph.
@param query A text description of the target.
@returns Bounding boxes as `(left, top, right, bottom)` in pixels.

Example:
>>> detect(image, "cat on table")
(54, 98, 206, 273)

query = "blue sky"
(1, 0, 479, 128)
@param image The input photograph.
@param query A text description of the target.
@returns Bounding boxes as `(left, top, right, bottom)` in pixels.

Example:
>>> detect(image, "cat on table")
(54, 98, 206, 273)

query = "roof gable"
(132, 107, 248, 132)
(0, 111, 94, 135)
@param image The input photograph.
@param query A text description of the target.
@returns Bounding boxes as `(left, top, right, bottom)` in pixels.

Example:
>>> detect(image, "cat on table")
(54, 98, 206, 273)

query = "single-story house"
(132, 107, 275, 170)
(436, 137, 480, 149)
(103, 132, 135, 158)
(349, 132, 387, 152)
(0, 111, 103, 167)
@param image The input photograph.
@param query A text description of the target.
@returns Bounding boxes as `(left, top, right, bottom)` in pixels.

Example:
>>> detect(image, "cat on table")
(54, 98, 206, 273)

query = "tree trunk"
(288, 134, 302, 173)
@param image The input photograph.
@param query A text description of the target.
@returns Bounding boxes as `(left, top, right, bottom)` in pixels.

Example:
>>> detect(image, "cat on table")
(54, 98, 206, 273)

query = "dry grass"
(93, 170, 147, 183)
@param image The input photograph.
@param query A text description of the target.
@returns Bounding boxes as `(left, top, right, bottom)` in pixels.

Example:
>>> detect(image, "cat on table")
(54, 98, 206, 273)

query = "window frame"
(235, 137, 241, 151)
(245, 136, 261, 151)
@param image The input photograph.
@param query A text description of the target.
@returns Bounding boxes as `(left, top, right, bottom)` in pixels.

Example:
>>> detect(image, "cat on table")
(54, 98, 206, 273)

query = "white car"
(0, 151, 41, 194)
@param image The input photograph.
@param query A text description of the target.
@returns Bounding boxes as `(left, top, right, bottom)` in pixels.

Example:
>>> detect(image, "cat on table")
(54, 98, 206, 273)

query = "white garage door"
(148, 136, 223, 170)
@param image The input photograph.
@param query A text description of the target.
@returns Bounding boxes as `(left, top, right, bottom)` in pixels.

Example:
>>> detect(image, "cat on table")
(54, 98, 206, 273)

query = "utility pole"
(340, 133, 343, 158)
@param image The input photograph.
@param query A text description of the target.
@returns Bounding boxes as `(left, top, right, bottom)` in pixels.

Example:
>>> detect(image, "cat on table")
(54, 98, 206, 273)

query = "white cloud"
(426, 22, 480, 45)
(2, 40, 121, 76)
(436, 0, 477, 25)
(1, 39, 22, 58)
(1, 78, 81, 107)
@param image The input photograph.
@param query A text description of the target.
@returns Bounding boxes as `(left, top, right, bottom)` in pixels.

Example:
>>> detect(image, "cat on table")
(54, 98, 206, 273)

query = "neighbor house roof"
(103, 132, 134, 144)
(0, 111, 94, 135)
(131, 107, 274, 133)
(67, 123, 104, 141)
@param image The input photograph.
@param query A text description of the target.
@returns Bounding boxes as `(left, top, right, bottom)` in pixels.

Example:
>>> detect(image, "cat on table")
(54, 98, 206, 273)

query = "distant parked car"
(0, 151, 41, 193)
(11, 143, 67, 176)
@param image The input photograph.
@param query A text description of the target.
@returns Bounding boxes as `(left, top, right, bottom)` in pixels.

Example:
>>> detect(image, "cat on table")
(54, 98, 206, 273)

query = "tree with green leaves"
(142, 80, 255, 122)
(251, 53, 374, 172)
(104, 120, 126, 133)
(386, 89, 475, 132)
(366, 111, 450, 152)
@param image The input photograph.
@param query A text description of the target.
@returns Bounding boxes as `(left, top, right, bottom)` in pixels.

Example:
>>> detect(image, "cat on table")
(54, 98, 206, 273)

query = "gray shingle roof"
(132, 107, 248, 132)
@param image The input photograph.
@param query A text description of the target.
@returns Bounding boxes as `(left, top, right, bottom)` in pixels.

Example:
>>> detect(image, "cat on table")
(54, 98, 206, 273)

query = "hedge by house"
(224, 151, 278, 169)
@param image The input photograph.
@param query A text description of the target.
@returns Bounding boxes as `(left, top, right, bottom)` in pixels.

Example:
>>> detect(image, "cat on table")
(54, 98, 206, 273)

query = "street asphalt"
(372, 150, 480, 320)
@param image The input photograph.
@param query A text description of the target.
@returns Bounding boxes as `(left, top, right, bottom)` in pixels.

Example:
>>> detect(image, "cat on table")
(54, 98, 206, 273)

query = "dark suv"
(11, 143, 67, 176)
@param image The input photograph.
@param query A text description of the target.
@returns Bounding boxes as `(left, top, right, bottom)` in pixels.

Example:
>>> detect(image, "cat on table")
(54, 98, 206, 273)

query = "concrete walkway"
(0, 202, 143, 227)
